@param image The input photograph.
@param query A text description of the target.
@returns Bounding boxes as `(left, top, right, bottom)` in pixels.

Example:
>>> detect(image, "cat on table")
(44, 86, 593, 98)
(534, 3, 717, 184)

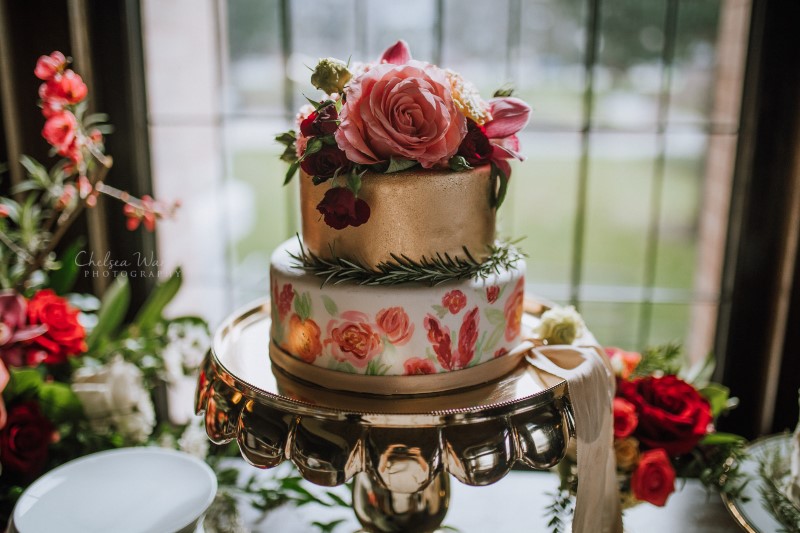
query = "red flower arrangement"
(276, 40, 531, 230)
(552, 342, 747, 525)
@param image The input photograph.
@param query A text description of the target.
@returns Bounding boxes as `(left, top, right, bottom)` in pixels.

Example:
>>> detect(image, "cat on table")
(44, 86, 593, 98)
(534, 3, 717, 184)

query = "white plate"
(12, 447, 217, 533)
(723, 434, 794, 533)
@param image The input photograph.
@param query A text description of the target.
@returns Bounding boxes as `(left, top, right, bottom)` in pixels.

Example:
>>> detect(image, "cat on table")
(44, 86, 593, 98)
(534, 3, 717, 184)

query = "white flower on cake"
(71, 355, 156, 444)
(535, 305, 586, 345)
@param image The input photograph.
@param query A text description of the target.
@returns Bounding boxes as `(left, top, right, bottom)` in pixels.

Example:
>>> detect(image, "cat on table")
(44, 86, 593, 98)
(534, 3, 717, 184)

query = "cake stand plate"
(195, 298, 574, 533)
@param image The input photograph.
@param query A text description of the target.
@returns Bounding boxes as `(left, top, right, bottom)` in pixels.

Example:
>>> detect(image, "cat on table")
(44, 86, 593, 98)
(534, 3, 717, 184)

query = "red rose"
(404, 357, 435, 375)
(41, 111, 78, 155)
(376, 307, 414, 346)
(301, 144, 352, 181)
(300, 105, 339, 137)
(26, 289, 87, 364)
(630, 449, 676, 506)
(617, 375, 712, 456)
(456, 307, 480, 368)
(325, 311, 383, 368)
(34, 51, 67, 81)
(486, 285, 500, 304)
(0, 402, 55, 479)
(613, 397, 638, 438)
(457, 119, 493, 165)
(442, 290, 467, 314)
(316, 187, 370, 230)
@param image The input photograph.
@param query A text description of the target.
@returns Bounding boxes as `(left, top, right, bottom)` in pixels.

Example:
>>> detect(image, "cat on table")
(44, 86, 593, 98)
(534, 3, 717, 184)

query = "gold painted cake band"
(269, 339, 534, 396)
(299, 166, 496, 267)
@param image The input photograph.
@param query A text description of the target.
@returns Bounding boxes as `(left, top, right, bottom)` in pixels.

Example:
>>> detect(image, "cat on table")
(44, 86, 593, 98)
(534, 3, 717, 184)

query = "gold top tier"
(300, 165, 496, 267)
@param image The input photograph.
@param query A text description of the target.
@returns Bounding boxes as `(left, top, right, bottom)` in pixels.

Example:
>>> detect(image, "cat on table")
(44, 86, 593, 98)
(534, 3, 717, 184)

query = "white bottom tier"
(269, 239, 526, 377)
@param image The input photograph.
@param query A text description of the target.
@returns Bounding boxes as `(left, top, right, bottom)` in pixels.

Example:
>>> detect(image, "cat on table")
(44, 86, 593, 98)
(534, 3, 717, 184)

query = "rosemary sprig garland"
(289, 236, 525, 287)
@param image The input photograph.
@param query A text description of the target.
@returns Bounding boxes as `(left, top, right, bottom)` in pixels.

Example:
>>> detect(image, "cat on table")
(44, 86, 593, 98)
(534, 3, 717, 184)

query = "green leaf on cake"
(484, 324, 504, 355)
(385, 157, 417, 174)
(485, 308, 505, 326)
(491, 161, 509, 209)
(321, 295, 338, 316)
(294, 291, 312, 321)
(346, 170, 362, 196)
(448, 155, 473, 172)
(432, 304, 448, 319)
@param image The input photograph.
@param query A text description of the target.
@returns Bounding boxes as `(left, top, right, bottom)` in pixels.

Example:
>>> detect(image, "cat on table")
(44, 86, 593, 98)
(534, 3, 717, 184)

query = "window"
(143, 0, 750, 362)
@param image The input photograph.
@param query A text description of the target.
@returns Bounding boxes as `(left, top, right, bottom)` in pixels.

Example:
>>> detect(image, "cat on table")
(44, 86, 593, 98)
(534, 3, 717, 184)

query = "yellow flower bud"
(310, 58, 352, 95)
(535, 305, 585, 345)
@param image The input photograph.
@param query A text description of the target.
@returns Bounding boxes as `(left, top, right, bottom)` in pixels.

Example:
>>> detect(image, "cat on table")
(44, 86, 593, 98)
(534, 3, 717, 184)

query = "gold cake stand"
(195, 298, 574, 532)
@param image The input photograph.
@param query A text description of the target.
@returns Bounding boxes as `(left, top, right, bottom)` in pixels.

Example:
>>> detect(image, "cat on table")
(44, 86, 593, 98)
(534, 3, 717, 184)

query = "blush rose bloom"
(375, 307, 414, 346)
(335, 61, 467, 168)
(504, 278, 525, 342)
(630, 448, 676, 506)
(325, 311, 383, 368)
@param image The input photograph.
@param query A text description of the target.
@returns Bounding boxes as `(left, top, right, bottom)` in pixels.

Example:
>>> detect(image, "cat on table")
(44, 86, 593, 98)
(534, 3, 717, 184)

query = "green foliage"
(4, 368, 45, 401)
(758, 448, 800, 532)
(291, 236, 526, 287)
(38, 381, 83, 423)
(631, 341, 683, 377)
(86, 274, 131, 351)
(133, 268, 183, 331)
(385, 156, 417, 174)
(545, 489, 574, 533)
(448, 155, 472, 171)
(293, 291, 312, 321)
(490, 161, 509, 209)
(493, 84, 515, 98)
(699, 383, 731, 419)
(321, 295, 338, 316)
(49, 239, 85, 295)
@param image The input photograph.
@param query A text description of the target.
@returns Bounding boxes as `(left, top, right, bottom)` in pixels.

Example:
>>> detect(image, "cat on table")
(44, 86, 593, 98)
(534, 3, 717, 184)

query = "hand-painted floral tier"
(270, 239, 525, 377)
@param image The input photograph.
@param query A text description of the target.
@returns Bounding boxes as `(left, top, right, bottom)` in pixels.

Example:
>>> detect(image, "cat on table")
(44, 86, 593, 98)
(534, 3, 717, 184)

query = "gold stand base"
(353, 471, 449, 533)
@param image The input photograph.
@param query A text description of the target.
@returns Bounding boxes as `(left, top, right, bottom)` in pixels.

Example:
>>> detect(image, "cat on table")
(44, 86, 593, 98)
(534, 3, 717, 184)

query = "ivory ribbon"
(527, 345, 623, 533)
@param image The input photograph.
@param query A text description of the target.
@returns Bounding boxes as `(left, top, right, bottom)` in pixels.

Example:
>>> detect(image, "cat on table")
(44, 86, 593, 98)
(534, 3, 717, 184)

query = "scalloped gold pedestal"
(196, 298, 574, 533)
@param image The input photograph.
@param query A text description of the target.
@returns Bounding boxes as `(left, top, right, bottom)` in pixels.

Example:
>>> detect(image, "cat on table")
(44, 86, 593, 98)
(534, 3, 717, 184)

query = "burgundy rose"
(617, 375, 713, 456)
(0, 402, 55, 480)
(300, 105, 339, 137)
(300, 144, 352, 181)
(316, 187, 370, 230)
(26, 289, 87, 365)
(457, 120, 493, 165)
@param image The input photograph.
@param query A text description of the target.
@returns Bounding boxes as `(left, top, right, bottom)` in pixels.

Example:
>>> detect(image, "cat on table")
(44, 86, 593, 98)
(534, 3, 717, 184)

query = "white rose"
(71, 355, 156, 444)
(535, 305, 586, 345)
(164, 321, 211, 380)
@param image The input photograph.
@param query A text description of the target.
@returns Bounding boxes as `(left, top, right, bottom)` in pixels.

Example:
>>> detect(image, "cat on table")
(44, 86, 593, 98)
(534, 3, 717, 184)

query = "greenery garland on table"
(758, 447, 800, 532)
(289, 236, 526, 287)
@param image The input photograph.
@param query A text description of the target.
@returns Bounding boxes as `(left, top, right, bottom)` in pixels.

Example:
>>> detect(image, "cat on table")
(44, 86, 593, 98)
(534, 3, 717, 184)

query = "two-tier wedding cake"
(270, 40, 533, 393)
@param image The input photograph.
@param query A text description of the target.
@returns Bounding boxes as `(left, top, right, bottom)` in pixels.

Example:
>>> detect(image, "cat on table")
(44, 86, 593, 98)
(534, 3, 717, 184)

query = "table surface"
(229, 466, 742, 533)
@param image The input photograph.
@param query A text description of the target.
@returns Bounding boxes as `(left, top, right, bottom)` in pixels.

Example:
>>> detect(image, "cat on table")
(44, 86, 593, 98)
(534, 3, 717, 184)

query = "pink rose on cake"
(403, 357, 436, 375)
(375, 307, 414, 346)
(325, 311, 383, 368)
(335, 61, 467, 169)
(441, 290, 467, 314)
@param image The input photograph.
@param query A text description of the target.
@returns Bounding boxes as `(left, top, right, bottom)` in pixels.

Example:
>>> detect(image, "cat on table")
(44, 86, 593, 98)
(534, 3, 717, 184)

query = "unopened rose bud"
(535, 305, 585, 345)
(310, 58, 352, 95)
(0, 205, 9, 218)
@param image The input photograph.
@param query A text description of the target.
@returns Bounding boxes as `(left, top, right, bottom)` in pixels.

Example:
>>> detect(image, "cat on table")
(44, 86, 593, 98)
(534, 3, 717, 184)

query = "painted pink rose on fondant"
(486, 286, 500, 304)
(504, 278, 525, 341)
(404, 357, 436, 375)
(376, 307, 414, 346)
(325, 311, 383, 368)
(442, 290, 467, 314)
(283, 314, 323, 363)
(335, 61, 467, 169)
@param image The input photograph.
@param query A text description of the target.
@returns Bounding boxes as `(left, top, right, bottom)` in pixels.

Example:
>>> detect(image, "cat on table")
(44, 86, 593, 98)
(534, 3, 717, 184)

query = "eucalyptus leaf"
(87, 274, 131, 350)
(133, 268, 183, 331)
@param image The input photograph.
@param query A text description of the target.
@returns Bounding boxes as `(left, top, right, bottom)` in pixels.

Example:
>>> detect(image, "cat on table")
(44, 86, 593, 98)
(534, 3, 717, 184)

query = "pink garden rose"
(335, 61, 467, 168)
(375, 307, 414, 346)
(325, 311, 383, 368)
